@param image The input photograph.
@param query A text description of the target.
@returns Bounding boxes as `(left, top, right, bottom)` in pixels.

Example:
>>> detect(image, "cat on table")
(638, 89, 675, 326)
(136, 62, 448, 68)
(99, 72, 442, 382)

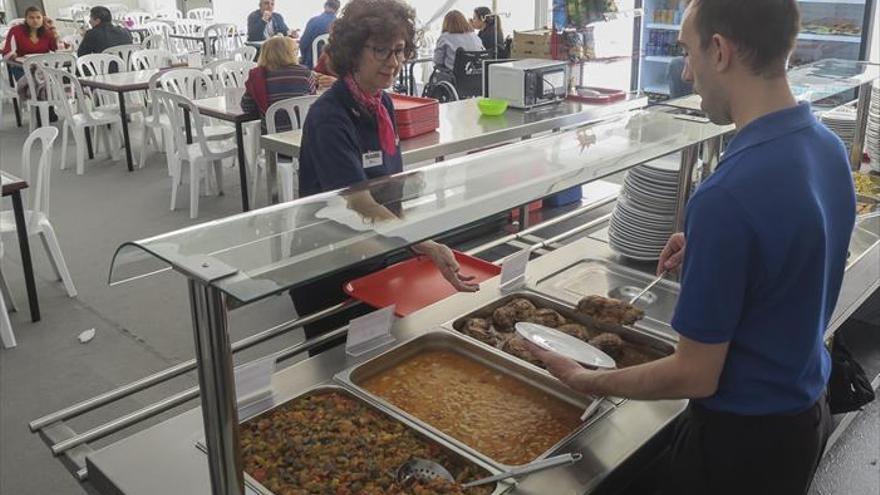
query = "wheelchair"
(422, 48, 493, 102)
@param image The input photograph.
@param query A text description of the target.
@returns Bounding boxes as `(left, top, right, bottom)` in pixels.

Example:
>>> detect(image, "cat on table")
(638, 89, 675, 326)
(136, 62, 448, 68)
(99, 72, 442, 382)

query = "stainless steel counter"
(86, 236, 687, 495)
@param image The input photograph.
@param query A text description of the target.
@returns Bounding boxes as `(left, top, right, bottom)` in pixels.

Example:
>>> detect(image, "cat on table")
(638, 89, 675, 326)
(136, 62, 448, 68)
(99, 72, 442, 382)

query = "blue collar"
(721, 102, 816, 164)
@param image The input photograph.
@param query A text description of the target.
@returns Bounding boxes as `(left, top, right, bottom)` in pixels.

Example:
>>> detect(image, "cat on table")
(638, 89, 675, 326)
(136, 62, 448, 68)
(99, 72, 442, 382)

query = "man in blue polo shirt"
(298, 0, 339, 69)
(528, 1, 855, 493)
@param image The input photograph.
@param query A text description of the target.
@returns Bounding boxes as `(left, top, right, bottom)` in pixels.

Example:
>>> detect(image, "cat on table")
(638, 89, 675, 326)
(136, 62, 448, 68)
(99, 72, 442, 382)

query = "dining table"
(1, 171, 40, 322)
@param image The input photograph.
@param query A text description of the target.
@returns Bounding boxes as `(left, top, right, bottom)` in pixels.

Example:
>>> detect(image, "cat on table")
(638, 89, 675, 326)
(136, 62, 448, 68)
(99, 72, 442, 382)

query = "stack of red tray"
(391, 94, 440, 139)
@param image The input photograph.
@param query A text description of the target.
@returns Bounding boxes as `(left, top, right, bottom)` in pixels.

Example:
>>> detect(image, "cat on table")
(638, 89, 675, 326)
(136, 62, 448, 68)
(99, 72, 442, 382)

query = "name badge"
(362, 151, 383, 169)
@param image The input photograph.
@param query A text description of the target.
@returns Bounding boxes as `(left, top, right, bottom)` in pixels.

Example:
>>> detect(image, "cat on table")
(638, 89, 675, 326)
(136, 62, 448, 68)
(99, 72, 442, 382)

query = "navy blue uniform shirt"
(298, 80, 403, 198)
(672, 102, 856, 416)
(299, 11, 335, 68)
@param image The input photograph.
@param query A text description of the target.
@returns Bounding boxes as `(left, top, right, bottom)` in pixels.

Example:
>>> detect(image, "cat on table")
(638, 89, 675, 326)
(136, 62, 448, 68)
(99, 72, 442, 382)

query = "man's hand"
(261, 10, 272, 22)
(288, 28, 300, 38)
(316, 73, 336, 90)
(526, 340, 590, 393)
(413, 241, 479, 292)
(658, 233, 686, 275)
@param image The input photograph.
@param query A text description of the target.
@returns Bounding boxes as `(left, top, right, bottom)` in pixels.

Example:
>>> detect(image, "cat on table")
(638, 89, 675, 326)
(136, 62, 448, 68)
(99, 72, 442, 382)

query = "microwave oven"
(486, 59, 570, 109)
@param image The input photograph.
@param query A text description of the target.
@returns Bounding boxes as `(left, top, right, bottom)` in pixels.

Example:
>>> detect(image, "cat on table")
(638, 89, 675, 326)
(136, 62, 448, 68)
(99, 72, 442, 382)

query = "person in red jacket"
(2, 6, 58, 80)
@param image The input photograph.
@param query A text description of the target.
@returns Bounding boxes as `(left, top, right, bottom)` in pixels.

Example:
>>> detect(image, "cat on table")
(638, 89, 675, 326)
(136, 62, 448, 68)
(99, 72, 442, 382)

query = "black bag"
(827, 334, 875, 414)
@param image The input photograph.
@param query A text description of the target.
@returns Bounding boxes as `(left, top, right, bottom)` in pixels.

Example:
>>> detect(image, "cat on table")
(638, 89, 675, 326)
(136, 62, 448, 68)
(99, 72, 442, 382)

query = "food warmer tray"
(196, 385, 512, 495)
(334, 330, 614, 473)
(531, 259, 681, 340)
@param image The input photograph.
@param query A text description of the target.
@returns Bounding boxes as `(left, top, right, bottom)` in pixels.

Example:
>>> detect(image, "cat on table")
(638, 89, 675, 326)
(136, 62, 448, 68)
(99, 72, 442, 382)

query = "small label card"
(346, 305, 396, 357)
(500, 248, 530, 292)
(234, 354, 275, 409)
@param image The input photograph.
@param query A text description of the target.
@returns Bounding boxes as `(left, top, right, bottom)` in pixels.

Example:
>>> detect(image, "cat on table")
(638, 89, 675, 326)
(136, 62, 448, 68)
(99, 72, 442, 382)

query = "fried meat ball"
(525, 308, 567, 328)
(492, 298, 537, 332)
(461, 318, 498, 346)
(576, 295, 645, 326)
(556, 323, 591, 341)
(501, 335, 544, 367)
(588, 332, 625, 361)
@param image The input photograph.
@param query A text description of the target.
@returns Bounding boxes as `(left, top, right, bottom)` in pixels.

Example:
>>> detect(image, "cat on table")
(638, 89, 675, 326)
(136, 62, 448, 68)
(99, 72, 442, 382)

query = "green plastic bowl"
(477, 97, 508, 116)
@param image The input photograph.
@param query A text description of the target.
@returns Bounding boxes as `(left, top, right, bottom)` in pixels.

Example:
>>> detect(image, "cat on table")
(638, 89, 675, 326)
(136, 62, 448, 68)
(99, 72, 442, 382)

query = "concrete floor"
(0, 107, 878, 494)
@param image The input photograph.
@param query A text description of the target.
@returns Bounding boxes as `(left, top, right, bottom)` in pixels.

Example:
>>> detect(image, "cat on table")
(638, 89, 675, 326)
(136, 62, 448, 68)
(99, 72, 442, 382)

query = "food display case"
(28, 60, 880, 495)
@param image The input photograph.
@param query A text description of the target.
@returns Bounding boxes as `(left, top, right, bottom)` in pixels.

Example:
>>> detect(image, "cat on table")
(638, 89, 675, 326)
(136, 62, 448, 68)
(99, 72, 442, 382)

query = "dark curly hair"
(326, 0, 416, 78)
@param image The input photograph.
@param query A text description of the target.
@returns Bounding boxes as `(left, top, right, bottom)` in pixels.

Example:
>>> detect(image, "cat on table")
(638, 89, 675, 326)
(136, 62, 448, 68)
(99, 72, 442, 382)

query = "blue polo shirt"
(298, 80, 403, 198)
(299, 11, 336, 68)
(672, 102, 856, 416)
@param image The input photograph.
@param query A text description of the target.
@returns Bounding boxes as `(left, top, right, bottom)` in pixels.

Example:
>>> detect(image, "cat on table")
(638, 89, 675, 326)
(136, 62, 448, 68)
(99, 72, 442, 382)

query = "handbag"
(827, 333, 875, 414)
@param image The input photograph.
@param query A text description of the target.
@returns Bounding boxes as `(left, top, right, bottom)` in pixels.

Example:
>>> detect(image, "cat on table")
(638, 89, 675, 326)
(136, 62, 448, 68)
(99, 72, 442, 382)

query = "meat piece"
(588, 332, 625, 361)
(461, 318, 498, 346)
(576, 295, 644, 326)
(556, 323, 590, 341)
(525, 308, 567, 328)
(501, 335, 544, 367)
(492, 298, 537, 332)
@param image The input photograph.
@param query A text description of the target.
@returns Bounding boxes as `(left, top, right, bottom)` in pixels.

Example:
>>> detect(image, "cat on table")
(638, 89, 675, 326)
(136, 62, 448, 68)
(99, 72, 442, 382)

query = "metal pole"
(188, 279, 244, 495)
(673, 144, 700, 233)
(699, 135, 722, 184)
(850, 82, 873, 170)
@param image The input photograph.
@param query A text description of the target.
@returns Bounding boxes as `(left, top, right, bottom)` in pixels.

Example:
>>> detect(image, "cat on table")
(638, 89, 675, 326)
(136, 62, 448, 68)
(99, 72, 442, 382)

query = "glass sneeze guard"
(110, 110, 731, 303)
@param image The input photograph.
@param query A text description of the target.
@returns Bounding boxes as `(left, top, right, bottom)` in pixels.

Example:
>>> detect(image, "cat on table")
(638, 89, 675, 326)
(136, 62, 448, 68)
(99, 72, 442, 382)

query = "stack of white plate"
(821, 105, 858, 157)
(867, 84, 880, 172)
(609, 155, 679, 261)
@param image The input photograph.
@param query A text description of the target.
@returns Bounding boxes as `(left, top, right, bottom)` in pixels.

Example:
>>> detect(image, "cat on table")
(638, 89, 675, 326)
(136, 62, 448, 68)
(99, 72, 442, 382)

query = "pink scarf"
(344, 75, 397, 157)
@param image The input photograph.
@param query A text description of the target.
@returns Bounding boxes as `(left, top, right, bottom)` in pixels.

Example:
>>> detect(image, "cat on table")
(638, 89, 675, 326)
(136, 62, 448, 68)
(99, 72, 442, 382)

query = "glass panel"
(111, 110, 730, 303)
(663, 58, 880, 112)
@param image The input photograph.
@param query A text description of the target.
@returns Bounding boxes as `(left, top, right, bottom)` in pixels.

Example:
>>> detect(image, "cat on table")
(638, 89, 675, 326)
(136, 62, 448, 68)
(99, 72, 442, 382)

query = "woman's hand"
(413, 241, 479, 292)
(657, 232, 685, 275)
(316, 73, 336, 90)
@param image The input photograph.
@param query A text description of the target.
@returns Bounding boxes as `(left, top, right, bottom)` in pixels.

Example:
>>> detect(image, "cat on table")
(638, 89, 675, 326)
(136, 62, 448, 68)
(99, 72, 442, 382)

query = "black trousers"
(664, 396, 832, 495)
(289, 264, 380, 357)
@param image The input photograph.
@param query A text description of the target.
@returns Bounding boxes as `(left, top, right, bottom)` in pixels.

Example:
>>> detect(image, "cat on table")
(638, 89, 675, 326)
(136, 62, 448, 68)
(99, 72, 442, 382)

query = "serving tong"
(396, 452, 583, 489)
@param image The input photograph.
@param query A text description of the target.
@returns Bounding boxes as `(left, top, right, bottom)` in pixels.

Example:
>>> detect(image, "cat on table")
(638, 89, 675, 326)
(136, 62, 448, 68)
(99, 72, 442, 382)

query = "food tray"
(390, 94, 439, 124)
(201, 385, 509, 495)
(446, 291, 675, 371)
(335, 331, 609, 471)
(344, 251, 501, 317)
(532, 259, 681, 340)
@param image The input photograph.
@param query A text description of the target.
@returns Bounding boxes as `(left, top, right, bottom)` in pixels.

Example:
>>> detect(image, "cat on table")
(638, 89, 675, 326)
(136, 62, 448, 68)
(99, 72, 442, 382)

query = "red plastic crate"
(343, 251, 500, 317)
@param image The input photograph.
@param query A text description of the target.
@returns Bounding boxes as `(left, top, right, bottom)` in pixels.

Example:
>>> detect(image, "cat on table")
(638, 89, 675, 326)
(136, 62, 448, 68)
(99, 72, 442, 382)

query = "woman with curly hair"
(293, 0, 478, 355)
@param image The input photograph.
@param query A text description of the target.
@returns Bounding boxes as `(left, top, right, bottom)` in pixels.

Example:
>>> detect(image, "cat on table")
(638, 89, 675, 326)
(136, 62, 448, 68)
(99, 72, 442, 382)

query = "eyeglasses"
(365, 44, 407, 62)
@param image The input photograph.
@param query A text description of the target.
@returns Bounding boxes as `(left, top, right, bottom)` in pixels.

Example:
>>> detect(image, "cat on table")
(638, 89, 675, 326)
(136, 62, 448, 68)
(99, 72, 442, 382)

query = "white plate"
(515, 322, 617, 370)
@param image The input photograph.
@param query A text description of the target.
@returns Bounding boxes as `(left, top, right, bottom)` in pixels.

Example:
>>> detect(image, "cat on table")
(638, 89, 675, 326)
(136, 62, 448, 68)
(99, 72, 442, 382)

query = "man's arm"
(530, 335, 729, 400)
(77, 30, 96, 57)
(246, 11, 265, 41)
(298, 19, 317, 64)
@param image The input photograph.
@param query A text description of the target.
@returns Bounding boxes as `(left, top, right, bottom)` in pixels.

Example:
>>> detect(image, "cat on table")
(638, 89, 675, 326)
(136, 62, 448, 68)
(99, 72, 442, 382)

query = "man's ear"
(712, 33, 735, 73)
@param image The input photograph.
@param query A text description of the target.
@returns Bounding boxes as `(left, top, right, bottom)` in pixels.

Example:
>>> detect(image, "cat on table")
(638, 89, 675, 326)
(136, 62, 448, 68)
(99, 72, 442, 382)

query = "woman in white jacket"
(433, 10, 484, 71)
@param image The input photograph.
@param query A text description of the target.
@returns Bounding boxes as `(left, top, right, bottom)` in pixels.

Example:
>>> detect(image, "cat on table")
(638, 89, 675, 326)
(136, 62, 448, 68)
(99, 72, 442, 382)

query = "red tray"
(343, 251, 500, 317)
(390, 93, 440, 126)
(567, 86, 627, 104)
(398, 118, 439, 139)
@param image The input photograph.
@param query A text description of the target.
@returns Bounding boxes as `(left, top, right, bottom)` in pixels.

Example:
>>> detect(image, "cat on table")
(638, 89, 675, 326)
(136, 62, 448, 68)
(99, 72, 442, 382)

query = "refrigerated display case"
(638, 0, 877, 99)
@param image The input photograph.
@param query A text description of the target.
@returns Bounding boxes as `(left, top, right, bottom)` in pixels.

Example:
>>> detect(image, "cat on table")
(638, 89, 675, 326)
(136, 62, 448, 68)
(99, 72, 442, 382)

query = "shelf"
(644, 55, 677, 63)
(798, 32, 862, 43)
(645, 23, 680, 31)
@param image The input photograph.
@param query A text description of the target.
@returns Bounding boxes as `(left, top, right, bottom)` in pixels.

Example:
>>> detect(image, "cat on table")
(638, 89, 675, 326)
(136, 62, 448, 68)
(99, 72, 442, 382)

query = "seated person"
(298, 0, 339, 69)
(2, 7, 58, 79)
(247, 0, 297, 42)
(77, 6, 133, 58)
(472, 6, 506, 58)
(433, 10, 484, 71)
(313, 47, 337, 90)
(241, 36, 316, 132)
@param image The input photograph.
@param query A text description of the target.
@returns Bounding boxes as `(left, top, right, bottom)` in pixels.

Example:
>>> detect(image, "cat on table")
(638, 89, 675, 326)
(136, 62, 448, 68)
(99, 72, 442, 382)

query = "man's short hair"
(90, 6, 112, 24)
(325, 0, 340, 11)
(691, 0, 800, 77)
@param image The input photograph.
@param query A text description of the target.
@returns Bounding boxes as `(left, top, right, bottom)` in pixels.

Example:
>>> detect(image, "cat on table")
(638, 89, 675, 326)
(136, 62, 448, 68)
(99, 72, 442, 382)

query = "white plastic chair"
(101, 44, 141, 71)
(142, 33, 167, 50)
(0, 126, 77, 312)
(154, 9, 183, 20)
(131, 48, 174, 70)
(264, 95, 319, 202)
(106, 3, 129, 21)
(44, 68, 123, 175)
(75, 53, 145, 142)
(20, 53, 76, 132)
(312, 33, 329, 68)
(0, 59, 22, 128)
(215, 60, 255, 89)
(204, 23, 241, 60)
(0, 236, 15, 348)
(233, 45, 257, 62)
(60, 32, 83, 51)
(123, 11, 152, 27)
(186, 8, 213, 22)
(154, 89, 236, 218)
